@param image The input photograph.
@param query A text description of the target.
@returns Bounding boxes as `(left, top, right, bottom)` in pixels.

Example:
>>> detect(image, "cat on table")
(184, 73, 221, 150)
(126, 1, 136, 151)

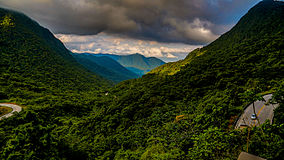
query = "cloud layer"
(56, 33, 200, 62)
(0, 0, 259, 44)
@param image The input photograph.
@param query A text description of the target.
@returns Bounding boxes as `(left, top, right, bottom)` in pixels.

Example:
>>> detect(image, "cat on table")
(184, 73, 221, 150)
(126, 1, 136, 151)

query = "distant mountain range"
(72, 53, 139, 83)
(92, 53, 166, 76)
(73, 53, 165, 83)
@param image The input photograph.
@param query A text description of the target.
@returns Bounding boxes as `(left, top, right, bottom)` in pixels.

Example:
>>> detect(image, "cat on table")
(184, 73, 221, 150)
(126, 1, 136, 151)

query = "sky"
(0, 0, 261, 62)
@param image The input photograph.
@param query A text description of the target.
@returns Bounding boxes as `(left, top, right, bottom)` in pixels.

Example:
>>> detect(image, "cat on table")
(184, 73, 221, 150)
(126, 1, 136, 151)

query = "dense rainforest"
(0, 7, 111, 94)
(0, 0, 283, 159)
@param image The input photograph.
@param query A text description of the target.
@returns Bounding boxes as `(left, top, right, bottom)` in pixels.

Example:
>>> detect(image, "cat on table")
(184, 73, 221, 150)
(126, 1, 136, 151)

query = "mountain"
(72, 53, 139, 83)
(148, 48, 204, 75)
(0, 7, 110, 99)
(93, 53, 166, 76)
(79, 1, 283, 159)
(150, 1, 284, 76)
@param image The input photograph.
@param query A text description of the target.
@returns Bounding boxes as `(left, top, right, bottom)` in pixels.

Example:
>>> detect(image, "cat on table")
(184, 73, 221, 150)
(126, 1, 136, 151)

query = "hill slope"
(150, 0, 283, 77)
(72, 53, 139, 83)
(80, 0, 283, 159)
(93, 53, 166, 76)
(148, 48, 205, 75)
(0, 8, 110, 99)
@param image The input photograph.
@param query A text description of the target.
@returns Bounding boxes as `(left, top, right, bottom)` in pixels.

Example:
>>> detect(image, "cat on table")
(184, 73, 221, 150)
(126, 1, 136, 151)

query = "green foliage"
(0, 14, 14, 28)
(0, 107, 13, 116)
(188, 128, 243, 160)
(272, 81, 284, 126)
(247, 122, 284, 160)
(148, 48, 206, 76)
(0, 8, 111, 96)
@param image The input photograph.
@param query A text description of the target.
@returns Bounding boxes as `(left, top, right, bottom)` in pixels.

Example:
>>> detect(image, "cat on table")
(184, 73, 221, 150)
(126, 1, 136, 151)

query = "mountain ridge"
(92, 53, 166, 75)
(150, 0, 284, 76)
(0, 7, 110, 98)
(72, 53, 139, 83)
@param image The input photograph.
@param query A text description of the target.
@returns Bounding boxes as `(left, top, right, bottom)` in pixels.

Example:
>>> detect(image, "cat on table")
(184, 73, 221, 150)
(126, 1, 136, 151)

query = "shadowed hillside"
(73, 53, 139, 83)
(93, 53, 165, 76)
(0, 8, 110, 99)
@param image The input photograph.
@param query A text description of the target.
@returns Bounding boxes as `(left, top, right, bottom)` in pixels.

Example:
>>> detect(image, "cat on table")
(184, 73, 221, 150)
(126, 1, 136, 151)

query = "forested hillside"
(0, 8, 110, 100)
(0, 0, 283, 159)
(0, 7, 111, 159)
(76, 1, 283, 159)
(73, 53, 139, 83)
(148, 48, 205, 76)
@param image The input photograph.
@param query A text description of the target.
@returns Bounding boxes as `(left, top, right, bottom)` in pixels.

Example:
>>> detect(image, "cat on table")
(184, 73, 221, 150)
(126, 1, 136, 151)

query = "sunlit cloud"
(56, 33, 201, 62)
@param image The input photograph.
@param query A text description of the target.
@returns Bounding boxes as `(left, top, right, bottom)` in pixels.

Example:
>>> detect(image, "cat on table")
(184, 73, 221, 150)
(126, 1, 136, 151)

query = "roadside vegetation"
(0, 107, 13, 116)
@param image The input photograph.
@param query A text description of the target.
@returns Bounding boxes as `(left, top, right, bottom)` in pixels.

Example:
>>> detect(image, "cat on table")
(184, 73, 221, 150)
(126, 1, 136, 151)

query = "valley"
(0, 0, 283, 159)
(72, 53, 165, 83)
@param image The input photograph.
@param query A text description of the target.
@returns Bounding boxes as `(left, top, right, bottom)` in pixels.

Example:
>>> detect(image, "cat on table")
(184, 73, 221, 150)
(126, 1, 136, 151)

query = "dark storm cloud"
(0, 0, 259, 44)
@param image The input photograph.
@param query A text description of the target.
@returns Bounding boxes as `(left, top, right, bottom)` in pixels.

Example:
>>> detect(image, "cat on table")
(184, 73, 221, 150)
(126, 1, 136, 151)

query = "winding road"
(0, 103, 22, 120)
(235, 94, 279, 129)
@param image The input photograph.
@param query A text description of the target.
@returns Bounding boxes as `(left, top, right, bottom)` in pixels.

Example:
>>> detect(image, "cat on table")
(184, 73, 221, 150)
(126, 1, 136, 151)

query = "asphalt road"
(235, 94, 279, 129)
(0, 103, 22, 120)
